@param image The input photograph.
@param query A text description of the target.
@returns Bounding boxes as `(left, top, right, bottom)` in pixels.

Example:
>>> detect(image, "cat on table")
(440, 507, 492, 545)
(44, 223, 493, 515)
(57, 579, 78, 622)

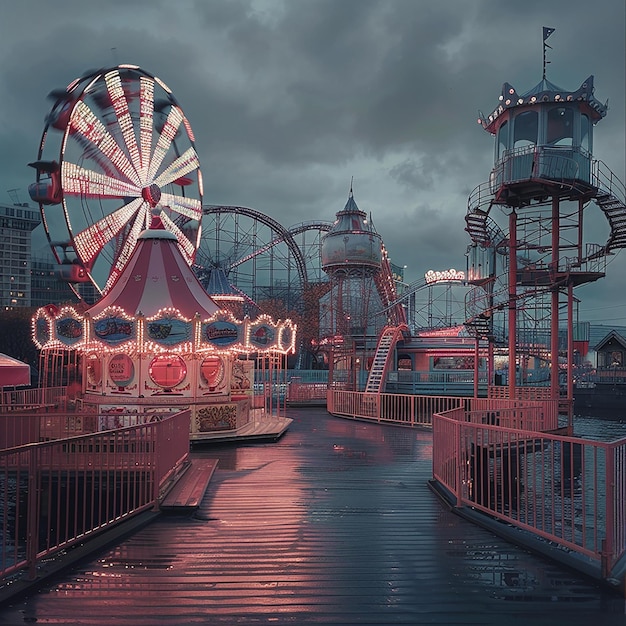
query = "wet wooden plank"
(190, 415, 292, 444)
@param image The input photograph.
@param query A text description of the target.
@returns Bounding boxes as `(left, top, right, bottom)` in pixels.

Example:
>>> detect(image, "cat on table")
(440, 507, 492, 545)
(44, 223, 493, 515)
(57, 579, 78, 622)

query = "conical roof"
(200, 265, 261, 317)
(321, 188, 382, 273)
(203, 266, 245, 301)
(88, 220, 221, 320)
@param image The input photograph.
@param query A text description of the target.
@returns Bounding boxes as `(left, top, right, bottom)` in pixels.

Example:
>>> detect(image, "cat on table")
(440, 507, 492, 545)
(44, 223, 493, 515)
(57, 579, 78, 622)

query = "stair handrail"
(467, 180, 494, 215)
(365, 324, 410, 393)
(465, 197, 507, 249)
(592, 160, 626, 205)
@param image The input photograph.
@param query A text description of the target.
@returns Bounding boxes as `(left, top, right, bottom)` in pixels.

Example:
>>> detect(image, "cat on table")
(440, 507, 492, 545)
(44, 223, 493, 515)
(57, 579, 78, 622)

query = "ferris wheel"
(28, 64, 203, 300)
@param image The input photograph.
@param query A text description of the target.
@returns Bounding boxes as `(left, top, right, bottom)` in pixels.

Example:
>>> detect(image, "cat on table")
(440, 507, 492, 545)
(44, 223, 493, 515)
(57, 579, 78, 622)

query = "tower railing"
(470, 154, 625, 216)
(489, 144, 591, 193)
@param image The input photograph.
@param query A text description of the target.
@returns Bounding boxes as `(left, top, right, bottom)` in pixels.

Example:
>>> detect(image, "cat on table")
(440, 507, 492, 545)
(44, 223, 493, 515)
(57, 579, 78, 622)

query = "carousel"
(32, 215, 296, 440)
(27, 64, 296, 441)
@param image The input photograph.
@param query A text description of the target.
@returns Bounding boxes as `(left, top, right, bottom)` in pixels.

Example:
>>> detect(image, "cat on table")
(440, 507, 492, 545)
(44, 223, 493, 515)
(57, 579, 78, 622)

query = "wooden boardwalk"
(0, 407, 624, 625)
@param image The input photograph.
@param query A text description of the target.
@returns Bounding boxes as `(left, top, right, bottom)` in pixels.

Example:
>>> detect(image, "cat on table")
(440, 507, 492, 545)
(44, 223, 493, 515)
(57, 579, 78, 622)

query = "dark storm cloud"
(0, 0, 624, 322)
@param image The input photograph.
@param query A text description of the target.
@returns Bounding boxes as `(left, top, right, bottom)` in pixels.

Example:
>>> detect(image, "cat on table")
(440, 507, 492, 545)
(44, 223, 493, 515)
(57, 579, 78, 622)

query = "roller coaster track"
(373, 245, 407, 327)
(202, 205, 311, 288)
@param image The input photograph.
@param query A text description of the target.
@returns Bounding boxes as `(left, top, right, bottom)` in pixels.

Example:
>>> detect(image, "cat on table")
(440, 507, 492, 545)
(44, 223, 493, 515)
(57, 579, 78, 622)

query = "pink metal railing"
(432, 406, 626, 579)
(287, 382, 328, 404)
(0, 387, 66, 412)
(327, 390, 626, 577)
(469, 397, 560, 431)
(327, 389, 468, 427)
(327, 390, 560, 432)
(0, 409, 190, 582)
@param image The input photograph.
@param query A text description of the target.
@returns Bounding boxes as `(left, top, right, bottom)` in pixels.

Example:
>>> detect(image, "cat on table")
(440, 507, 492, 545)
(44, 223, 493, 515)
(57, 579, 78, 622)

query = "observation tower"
(320, 188, 384, 383)
(464, 28, 626, 413)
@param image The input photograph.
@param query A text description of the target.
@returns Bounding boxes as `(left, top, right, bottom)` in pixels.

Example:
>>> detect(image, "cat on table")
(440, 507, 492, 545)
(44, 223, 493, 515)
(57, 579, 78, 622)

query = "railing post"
(454, 418, 463, 508)
(602, 444, 615, 578)
(26, 448, 40, 580)
(152, 422, 161, 509)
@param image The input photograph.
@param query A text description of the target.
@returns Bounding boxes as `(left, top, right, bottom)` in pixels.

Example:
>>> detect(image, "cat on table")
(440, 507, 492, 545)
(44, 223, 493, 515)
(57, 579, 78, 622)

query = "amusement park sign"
(424, 268, 465, 284)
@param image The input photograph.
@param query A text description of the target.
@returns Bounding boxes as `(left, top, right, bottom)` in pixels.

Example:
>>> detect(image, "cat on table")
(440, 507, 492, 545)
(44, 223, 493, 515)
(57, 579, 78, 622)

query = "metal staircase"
(596, 191, 626, 250)
(465, 182, 508, 248)
(593, 160, 626, 253)
(364, 324, 409, 394)
(465, 161, 626, 258)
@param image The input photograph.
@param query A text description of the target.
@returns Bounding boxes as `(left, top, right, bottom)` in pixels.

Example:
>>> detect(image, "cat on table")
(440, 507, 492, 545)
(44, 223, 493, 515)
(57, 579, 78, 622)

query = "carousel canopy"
(88, 222, 220, 320)
(0, 353, 30, 387)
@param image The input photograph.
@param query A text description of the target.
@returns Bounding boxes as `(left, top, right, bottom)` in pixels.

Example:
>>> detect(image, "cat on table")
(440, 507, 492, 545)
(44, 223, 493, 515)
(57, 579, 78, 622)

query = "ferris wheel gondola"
(28, 64, 203, 301)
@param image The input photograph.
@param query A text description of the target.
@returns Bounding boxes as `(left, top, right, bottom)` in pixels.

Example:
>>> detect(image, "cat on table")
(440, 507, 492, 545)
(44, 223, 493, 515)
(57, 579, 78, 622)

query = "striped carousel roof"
(88, 219, 221, 320)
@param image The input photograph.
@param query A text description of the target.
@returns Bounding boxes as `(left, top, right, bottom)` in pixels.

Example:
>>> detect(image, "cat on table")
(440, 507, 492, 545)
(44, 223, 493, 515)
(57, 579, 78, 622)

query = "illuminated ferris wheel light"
(29, 65, 203, 302)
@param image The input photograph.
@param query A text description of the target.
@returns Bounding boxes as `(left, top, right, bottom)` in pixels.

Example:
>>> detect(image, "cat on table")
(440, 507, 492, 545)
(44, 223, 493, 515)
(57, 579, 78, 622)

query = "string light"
(33, 303, 297, 357)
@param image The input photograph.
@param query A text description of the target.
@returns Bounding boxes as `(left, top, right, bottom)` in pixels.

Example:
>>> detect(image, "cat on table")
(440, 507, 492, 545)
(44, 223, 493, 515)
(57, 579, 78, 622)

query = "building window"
(547, 107, 574, 146)
(496, 120, 508, 160)
(581, 114, 590, 153)
(513, 111, 538, 149)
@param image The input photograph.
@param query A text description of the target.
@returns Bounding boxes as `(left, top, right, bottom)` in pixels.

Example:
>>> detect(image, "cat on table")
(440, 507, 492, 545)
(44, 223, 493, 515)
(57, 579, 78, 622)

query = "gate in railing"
(0, 410, 190, 582)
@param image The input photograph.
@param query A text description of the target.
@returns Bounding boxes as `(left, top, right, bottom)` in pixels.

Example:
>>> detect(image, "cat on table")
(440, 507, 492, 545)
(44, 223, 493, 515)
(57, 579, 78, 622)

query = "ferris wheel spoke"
(154, 147, 200, 187)
(139, 77, 155, 181)
(34, 65, 203, 300)
(160, 192, 202, 221)
(147, 106, 184, 180)
(72, 197, 145, 267)
(104, 212, 151, 293)
(159, 212, 197, 262)
(70, 101, 142, 187)
(62, 162, 140, 198)
(104, 70, 142, 181)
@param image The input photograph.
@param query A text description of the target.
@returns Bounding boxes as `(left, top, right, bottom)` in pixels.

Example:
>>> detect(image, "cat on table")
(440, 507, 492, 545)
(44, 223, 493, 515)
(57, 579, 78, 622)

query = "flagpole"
(543, 27, 555, 80)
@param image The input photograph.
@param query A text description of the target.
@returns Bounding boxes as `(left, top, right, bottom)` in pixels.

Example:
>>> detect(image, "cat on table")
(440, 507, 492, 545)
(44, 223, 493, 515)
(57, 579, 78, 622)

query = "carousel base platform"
(190, 414, 293, 445)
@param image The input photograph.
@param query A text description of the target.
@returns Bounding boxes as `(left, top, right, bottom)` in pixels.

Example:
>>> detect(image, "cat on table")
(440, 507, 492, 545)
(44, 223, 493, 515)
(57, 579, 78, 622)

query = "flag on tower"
(543, 27, 555, 41)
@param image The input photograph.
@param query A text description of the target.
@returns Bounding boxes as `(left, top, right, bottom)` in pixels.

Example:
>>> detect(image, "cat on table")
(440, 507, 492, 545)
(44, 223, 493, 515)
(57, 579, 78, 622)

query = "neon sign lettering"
(424, 268, 465, 284)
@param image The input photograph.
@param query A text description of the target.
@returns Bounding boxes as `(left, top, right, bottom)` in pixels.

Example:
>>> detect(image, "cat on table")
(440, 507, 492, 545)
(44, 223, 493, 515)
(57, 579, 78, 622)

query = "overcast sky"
(0, 0, 624, 324)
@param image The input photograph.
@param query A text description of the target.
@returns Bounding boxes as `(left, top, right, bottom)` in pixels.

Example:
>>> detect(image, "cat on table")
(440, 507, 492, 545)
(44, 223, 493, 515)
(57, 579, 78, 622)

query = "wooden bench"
(160, 457, 219, 512)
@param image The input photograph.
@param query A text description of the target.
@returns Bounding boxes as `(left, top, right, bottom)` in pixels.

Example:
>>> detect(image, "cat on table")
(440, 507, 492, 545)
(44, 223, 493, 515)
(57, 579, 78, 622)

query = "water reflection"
(574, 411, 626, 441)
